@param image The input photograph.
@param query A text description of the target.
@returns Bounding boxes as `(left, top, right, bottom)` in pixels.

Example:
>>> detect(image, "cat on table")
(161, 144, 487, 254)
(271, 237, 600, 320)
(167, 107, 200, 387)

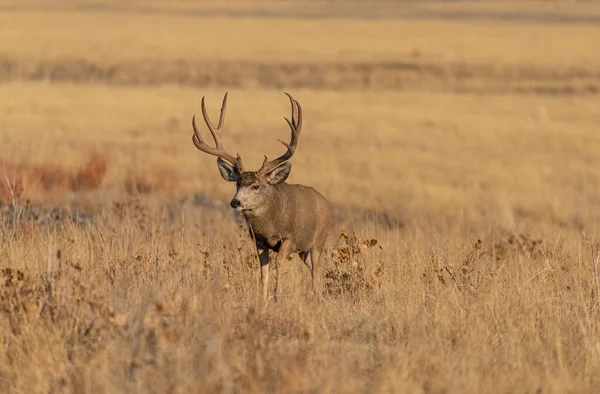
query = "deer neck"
(242, 184, 285, 232)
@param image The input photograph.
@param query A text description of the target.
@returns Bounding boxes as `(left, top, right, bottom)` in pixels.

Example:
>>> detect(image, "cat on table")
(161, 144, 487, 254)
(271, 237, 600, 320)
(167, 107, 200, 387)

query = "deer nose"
(230, 199, 241, 209)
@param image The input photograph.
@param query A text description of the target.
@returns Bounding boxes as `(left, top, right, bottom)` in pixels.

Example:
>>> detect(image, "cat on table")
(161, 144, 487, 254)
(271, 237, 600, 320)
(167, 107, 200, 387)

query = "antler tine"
(259, 93, 303, 173)
(191, 93, 243, 170)
(200, 94, 227, 144)
(285, 91, 302, 130)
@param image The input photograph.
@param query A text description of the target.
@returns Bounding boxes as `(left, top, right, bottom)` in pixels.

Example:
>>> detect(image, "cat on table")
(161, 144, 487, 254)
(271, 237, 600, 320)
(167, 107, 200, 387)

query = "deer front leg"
(299, 251, 310, 269)
(275, 239, 295, 301)
(258, 249, 270, 301)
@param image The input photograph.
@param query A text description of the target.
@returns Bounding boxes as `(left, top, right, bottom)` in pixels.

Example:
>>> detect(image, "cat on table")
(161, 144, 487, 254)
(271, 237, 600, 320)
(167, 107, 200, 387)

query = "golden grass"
(1, 1, 600, 393)
(2, 83, 599, 231)
(2, 6, 600, 66)
(2, 202, 600, 393)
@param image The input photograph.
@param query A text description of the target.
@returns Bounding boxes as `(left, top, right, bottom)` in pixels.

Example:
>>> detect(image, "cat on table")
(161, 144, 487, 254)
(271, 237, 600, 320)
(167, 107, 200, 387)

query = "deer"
(191, 92, 332, 301)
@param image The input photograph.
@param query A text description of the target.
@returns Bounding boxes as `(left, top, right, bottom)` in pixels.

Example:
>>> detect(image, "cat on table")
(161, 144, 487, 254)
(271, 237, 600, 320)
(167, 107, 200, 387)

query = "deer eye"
(251, 184, 260, 191)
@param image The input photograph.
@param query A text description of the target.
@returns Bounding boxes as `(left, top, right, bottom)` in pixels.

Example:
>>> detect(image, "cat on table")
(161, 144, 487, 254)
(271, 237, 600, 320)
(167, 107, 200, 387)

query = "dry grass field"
(1, 1, 600, 393)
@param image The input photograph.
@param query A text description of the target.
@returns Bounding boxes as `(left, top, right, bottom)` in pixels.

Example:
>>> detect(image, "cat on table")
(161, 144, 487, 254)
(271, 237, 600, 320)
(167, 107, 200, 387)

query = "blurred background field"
(1, 1, 600, 393)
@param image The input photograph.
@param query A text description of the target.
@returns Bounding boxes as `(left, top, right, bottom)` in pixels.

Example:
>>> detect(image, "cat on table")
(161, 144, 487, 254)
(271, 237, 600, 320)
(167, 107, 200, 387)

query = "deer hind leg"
(275, 239, 295, 301)
(311, 221, 332, 299)
(309, 240, 327, 299)
(258, 249, 270, 302)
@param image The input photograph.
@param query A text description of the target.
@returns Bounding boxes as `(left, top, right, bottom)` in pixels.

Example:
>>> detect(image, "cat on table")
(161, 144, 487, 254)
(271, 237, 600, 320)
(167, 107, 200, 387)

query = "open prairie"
(1, 1, 600, 393)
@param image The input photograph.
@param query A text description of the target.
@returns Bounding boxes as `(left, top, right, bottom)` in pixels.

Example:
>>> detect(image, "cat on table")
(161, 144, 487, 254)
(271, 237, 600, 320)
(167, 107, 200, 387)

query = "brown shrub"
(433, 239, 488, 294)
(325, 229, 383, 298)
(123, 169, 179, 195)
(0, 172, 25, 202)
(0, 153, 108, 202)
(495, 233, 551, 260)
(35, 164, 71, 191)
(71, 153, 108, 191)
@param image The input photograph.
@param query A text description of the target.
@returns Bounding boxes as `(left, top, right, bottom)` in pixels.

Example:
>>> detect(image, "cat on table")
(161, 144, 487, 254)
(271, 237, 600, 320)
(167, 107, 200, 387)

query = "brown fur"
(191, 92, 332, 300)
(235, 177, 332, 300)
(243, 182, 331, 253)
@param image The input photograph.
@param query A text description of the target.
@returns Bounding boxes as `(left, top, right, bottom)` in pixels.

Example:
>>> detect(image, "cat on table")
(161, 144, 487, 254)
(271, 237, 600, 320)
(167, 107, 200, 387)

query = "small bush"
(324, 229, 383, 298)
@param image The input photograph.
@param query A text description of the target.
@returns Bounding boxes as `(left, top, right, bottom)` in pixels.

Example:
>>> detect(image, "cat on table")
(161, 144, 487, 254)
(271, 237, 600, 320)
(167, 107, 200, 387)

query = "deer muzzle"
(230, 198, 241, 209)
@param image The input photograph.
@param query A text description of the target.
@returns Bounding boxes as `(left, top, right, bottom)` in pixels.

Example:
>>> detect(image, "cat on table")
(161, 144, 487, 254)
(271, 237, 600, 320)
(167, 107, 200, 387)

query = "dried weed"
(325, 229, 384, 298)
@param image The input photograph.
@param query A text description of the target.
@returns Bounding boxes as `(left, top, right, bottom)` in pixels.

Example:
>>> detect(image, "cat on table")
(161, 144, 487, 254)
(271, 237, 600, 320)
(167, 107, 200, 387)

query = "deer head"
(191, 92, 302, 214)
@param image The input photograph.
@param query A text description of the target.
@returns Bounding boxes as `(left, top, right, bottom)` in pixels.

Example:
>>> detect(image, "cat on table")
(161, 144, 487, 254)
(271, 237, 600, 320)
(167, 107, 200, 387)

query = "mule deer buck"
(191, 93, 331, 300)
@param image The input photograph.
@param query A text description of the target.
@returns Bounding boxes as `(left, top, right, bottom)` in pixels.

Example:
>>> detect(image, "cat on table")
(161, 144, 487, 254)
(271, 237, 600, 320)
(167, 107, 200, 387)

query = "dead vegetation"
(0, 201, 599, 393)
(325, 229, 383, 297)
(0, 153, 108, 201)
(3, 57, 599, 94)
(495, 233, 551, 260)
(1, 1, 600, 393)
(123, 168, 179, 196)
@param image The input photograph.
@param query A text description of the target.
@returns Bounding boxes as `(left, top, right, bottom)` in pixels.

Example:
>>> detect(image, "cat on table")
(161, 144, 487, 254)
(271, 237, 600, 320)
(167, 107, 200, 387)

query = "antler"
(258, 92, 302, 174)
(192, 92, 243, 170)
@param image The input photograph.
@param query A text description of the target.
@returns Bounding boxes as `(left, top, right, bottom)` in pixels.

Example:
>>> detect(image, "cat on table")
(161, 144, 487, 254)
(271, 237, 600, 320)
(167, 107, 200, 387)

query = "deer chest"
(249, 231, 283, 252)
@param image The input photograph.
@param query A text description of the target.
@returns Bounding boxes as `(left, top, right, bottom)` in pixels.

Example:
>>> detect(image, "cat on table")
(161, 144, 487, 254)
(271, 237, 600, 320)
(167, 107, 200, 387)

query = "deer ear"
(265, 162, 292, 185)
(217, 158, 240, 182)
